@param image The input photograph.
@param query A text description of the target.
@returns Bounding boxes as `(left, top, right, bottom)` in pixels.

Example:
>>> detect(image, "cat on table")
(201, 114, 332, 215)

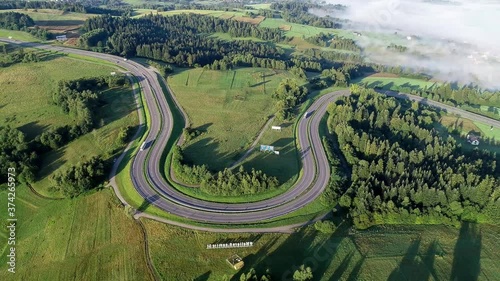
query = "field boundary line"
(136, 219, 161, 281)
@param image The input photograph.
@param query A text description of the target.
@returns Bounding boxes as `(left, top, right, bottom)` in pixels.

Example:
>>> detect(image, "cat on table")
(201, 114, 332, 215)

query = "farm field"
(144, 220, 500, 281)
(259, 17, 352, 39)
(133, 8, 267, 27)
(167, 67, 297, 172)
(245, 3, 272, 10)
(0, 187, 152, 281)
(0, 9, 95, 35)
(353, 75, 438, 90)
(0, 48, 138, 197)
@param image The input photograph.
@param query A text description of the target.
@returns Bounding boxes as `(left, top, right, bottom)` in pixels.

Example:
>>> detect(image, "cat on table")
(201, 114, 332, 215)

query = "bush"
(314, 220, 336, 234)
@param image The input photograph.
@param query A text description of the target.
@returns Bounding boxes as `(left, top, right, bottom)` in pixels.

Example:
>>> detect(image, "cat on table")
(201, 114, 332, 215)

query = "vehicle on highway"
(304, 111, 309, 119)
(140, 141, 147, 151)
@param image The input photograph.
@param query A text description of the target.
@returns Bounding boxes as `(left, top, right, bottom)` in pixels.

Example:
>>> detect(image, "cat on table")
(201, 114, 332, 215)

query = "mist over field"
(315, 0, 500, 89)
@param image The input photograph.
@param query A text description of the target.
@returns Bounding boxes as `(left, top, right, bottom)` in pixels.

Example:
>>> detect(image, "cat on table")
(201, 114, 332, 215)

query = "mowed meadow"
(0, 187, 152, 280)
(144, 220, 500, 281)
(0, 48, 139, 197)
(167, 67, 297, 172)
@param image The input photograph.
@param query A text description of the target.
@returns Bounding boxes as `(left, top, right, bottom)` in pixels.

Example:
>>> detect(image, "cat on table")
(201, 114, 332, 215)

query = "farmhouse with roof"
(466, 133, 480, 146)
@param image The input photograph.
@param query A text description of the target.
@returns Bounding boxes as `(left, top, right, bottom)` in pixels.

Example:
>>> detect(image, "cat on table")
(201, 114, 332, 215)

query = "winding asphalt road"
(3, 38, 500, 225)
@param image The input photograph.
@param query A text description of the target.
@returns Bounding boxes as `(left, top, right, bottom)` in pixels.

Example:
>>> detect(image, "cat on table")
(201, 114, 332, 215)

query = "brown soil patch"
(233, 15, 265, 25)
(440, 115, 480, 134)
(279, 25, 291, 31)
(64, 38, 79, 46)
(40, 25, 81, 33)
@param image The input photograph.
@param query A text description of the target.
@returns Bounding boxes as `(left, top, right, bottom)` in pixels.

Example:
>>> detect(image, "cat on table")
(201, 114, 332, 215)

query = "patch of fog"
(311, 0, 500, 89)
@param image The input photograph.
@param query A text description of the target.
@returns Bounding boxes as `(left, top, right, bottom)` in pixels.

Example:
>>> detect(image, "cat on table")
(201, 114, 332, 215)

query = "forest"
(325, 85, 500, 229)
(81, 14, 285, 61)
(78, 13, 368, 73)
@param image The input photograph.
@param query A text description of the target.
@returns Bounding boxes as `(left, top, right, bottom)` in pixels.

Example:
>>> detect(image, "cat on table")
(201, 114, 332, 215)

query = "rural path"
(229, 115, 276, 169)
(4, 38, 500, 232)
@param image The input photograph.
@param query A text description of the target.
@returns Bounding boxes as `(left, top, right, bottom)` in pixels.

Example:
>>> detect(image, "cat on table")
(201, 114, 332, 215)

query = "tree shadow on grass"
(241, 137, 297, 183)
(233, 223, 350, 281)
(345, 256, 365, 281)
(387, 239, 423, 281)
(450, 222, 482, 281)
(17, 121, 50, 141)
(36, 149, 66, 180)
(183, 137, 232, 170)
(193, 270, 211, 281)
(37, 50, 66, 62)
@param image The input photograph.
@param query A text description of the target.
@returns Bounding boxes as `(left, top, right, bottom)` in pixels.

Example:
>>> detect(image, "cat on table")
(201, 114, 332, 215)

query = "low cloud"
(314, 0, 500, 89)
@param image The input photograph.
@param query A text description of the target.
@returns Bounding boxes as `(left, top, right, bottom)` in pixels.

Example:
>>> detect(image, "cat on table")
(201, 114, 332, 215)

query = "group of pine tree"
(324, 85, 500, 229)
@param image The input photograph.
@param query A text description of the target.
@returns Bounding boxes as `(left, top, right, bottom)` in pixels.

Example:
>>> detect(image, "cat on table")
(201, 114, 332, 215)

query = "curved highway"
(4, 38, 500, 224)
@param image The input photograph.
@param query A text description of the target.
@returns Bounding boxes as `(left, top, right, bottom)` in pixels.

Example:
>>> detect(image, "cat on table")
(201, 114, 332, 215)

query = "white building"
(56, 35, 67, 41)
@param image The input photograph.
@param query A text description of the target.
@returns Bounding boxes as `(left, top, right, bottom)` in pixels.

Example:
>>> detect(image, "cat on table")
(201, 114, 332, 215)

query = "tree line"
(325, 85, 500, 229)
(0, 126, 37, 184)
(235, 265, 313, 281)
(0, 46, 41, 67)
(270, 1, 342, 29)
(171, 146, 279, 196)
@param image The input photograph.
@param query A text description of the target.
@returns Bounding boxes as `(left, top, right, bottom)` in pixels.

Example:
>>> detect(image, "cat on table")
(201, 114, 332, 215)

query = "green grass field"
(167, 67, 296, 172)
(258, 18, 352, 39)
(0, 187, 152, 280)
(144, 220, 500, 281)
(474, 121, 500, 140)
(0, 50, 137, 197)
(245, 3, 272, 10)
(0, 9, 93, 22)
(0, 28, 39, 42)
(134, 9, 248, 20)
